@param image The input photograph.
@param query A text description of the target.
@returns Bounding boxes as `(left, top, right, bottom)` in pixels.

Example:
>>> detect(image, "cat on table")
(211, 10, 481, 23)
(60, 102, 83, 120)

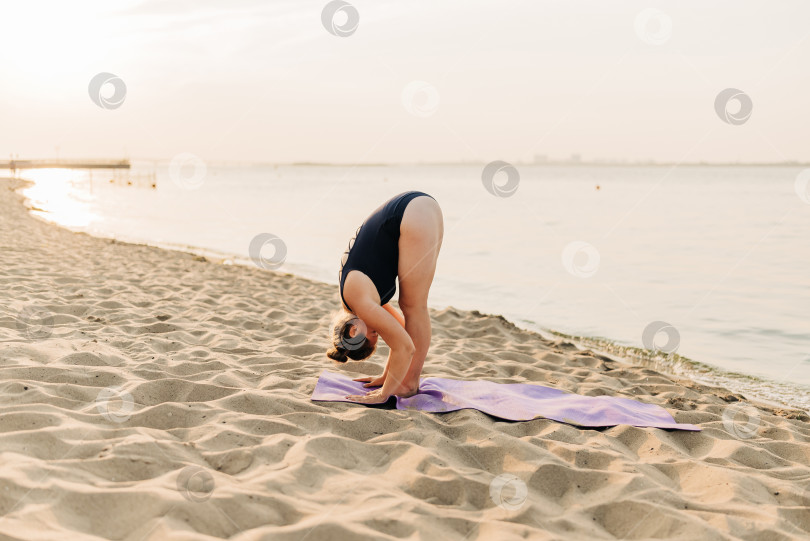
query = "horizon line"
(4, 158, 810, 168)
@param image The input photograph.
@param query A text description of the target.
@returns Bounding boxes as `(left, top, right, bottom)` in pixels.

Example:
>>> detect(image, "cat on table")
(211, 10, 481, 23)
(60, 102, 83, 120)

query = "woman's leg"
(397, 196, 443, 386)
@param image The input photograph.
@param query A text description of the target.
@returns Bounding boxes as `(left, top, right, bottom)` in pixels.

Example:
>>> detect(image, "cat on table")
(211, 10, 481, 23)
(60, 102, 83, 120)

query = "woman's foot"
(394, 380, 420, 398)
(345, 380, 419, 404)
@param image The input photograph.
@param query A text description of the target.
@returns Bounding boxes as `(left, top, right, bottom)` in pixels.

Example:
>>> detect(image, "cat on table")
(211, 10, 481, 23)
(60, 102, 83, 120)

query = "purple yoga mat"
(311, 370, 701, 431)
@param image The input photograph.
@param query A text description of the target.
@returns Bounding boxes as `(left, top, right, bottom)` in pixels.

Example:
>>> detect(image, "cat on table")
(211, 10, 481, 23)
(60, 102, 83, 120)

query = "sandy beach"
(1, 176, 809, 540)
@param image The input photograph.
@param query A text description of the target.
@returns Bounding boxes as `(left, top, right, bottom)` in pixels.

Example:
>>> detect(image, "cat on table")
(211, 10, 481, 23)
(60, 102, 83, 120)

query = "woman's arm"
(371, 306, 404, 388)
(345, 301, 415, 403)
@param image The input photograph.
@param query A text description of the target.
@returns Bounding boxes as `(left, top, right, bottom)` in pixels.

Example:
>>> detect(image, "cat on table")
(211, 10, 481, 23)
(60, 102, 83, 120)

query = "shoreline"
(14, 175, 810, 414)
(2, 176, 809, 539)
(542, 329, 810, 415)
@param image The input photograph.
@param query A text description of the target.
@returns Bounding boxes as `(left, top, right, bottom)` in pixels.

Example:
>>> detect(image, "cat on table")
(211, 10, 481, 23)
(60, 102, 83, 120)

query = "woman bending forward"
(327, 191, 443, 404)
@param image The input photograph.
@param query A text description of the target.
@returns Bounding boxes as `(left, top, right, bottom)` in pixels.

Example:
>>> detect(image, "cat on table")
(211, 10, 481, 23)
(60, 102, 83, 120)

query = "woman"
(327, 190, 443, 404)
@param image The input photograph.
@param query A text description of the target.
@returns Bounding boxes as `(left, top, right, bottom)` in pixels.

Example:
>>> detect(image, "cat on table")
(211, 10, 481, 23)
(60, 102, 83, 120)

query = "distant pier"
(1, 159, 130, 170)
(2, 158, 155, 188)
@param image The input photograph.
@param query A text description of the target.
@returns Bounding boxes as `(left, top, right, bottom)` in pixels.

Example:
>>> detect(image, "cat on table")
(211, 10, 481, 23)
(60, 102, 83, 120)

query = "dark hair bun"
(326, 346, 349, 363)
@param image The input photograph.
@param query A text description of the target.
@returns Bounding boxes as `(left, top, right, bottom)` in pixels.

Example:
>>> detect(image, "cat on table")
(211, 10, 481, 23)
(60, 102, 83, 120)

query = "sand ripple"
(1, 178, 809, 540)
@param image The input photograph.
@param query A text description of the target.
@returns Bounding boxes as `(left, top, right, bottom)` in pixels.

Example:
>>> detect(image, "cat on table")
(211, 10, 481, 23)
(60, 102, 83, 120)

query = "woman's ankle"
(399, 378, 420, 396)
(396, 383, 419, 398)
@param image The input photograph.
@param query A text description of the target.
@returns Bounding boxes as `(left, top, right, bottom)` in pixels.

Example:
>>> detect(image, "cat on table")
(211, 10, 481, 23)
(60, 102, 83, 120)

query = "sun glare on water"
(20, 169, 98, 229)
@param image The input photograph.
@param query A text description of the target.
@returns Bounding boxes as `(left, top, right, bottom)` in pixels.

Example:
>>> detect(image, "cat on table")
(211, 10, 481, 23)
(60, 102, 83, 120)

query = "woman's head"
(326, 309, 378, 363)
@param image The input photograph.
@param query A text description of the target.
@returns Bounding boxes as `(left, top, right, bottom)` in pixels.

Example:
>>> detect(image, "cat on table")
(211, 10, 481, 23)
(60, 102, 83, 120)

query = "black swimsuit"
(338, 191, 436, 312)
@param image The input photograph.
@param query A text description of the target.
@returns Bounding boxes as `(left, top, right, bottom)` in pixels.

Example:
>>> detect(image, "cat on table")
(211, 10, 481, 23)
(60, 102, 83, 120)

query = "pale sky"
(1, 0, 808, 164)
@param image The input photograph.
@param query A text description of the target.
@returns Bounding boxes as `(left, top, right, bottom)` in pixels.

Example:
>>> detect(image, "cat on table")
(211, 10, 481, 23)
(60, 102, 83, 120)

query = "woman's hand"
(345, 388, 392, 404)
(348, 372, 390, 402)
(352, 375, 386, 388)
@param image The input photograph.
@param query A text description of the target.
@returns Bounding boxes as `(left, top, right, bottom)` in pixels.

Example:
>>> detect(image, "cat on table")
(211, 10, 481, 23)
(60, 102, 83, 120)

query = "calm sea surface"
(14, 163, 810, 409)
